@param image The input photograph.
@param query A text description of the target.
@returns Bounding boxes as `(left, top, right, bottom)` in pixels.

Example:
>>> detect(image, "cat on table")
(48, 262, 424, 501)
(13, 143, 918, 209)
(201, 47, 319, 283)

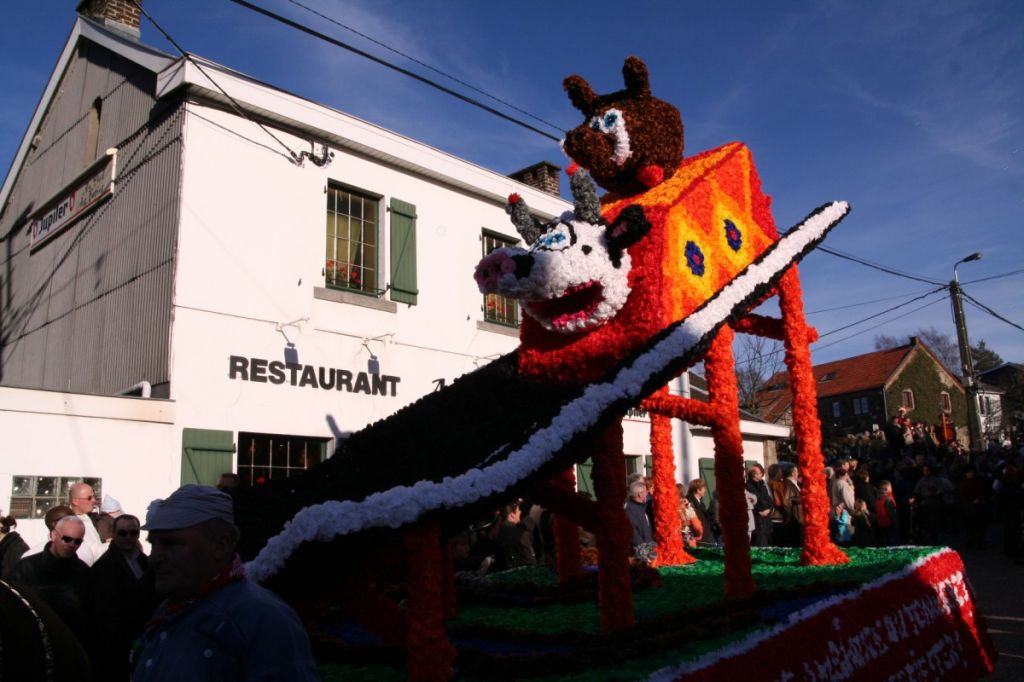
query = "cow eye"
(538, 232, 566, 248)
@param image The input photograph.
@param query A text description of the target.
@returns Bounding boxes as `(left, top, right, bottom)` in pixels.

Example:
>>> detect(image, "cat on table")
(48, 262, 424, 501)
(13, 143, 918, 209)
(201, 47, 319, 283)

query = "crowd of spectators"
(0, 482, 318, 681)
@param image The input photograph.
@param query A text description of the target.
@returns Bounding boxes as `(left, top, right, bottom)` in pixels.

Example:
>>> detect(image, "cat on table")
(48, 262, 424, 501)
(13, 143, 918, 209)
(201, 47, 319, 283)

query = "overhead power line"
(131, 0, 300, 163)
(227, 0, 563, 142)
(812, 297, 948, 352)
(962, 292, 1024, 334)
(817, 246, 945, 285)
(734, 285, 950, 368)
(815, 286, 949, 339)
(963, 267, 1024, 285)
(284, 0, 564, 134)
(805, 287, 939, 314)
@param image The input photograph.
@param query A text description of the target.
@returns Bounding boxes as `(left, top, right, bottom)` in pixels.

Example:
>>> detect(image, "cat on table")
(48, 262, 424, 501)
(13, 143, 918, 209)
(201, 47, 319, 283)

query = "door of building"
(180, 428, 234, 486)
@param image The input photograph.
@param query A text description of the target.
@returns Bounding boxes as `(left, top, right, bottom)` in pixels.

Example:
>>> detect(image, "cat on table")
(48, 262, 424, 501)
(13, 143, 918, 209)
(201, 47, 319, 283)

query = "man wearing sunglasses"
(93, 514, 160, 678)
(69, 482, 105, 566)
(7, 515, 94, 650)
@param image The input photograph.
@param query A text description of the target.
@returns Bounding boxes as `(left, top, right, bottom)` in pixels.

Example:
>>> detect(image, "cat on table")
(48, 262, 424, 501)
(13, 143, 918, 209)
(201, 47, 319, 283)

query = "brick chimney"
(77, 0, 142, 38)
(509, 161, 562, 197)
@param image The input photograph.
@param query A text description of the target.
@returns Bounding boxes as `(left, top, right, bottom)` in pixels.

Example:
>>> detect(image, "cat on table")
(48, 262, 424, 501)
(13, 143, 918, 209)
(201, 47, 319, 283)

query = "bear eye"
(603, 111, 618, 128)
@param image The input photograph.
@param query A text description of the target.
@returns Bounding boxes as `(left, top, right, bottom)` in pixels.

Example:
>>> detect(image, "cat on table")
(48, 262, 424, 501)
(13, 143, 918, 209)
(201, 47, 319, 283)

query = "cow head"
(562, 56, 683, 197)
(474, 169, 651, 334)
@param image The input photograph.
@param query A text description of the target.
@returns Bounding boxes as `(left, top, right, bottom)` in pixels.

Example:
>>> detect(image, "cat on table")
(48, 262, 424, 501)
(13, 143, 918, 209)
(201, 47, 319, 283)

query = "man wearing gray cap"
(131, 485, 319, 681)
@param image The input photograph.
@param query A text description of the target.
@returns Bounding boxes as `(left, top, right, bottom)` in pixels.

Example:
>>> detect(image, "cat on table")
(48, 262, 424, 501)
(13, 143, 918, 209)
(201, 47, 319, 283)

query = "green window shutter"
(181, 428, 234, 487)
(698, 457, 717, 500)
(576, 459, 594, 497)
(389, 198, 418, 305)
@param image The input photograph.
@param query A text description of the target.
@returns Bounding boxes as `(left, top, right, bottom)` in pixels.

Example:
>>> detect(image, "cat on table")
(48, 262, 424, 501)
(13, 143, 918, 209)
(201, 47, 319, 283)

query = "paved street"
(956, 523, 1024, 680)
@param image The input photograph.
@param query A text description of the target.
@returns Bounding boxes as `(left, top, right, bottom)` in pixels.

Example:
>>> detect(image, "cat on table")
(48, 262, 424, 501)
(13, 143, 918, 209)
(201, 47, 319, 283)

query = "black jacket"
(92, 549, 158, 679)
(686, 493, 716, 544)
(0, 532, 29, 578)
(746, 478, 774, 514)
(7, 543, 93, 646)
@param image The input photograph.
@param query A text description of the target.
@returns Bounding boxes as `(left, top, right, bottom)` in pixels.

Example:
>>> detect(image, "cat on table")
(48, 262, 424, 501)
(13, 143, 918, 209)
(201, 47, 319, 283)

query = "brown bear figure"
(562, 56, 684, 197)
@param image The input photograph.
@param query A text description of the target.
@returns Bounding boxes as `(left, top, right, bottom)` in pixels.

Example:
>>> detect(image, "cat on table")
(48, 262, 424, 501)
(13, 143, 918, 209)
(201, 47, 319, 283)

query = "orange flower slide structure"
(515, 144, 847, 640)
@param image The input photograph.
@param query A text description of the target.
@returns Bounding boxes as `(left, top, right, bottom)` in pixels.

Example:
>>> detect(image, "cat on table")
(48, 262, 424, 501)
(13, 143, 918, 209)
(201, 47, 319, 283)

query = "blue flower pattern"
(685, 241, 705, 276)
(724, 219, 742, 251)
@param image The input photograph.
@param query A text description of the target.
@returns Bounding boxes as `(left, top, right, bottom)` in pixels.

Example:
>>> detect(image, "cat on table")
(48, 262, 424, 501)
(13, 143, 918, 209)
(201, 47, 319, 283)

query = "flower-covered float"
(232, 57, 995, 681)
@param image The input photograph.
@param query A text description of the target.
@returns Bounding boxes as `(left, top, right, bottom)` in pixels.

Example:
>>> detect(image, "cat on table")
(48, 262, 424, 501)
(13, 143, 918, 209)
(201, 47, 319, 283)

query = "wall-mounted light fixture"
(361, 333, 395, 375)
(275, 317, 309, 365)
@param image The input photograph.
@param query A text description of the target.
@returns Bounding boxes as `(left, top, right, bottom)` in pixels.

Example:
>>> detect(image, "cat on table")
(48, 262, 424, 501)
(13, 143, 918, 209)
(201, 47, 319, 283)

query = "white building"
(0, 3, 787, 547)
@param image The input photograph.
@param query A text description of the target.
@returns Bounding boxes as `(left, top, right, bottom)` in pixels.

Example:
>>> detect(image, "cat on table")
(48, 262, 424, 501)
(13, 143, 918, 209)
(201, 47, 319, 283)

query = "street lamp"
(950, 252, 983, 451)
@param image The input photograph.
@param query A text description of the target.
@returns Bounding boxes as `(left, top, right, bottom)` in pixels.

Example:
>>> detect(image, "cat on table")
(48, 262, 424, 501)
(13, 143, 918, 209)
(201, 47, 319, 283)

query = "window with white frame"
(901, 389, 915, 410)
(481, 230, 519, 326)
(326, 185, 379, 295)
(940, 392, 952, 413)
(237, 432, 329, 487)
(8, 475, 102, 520)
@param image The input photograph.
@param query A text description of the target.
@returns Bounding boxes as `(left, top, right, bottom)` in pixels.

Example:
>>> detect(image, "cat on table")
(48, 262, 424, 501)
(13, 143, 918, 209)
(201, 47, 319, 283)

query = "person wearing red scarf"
(131, 485, 318, 681)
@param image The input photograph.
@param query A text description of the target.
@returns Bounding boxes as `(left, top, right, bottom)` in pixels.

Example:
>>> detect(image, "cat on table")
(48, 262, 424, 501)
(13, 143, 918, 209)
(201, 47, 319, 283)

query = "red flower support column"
(704, 327, 755, 598)
(649, 387, 694, 565)
(402, 523, 457, 682)
(589, 420, 635, 631)
(552, 467, 584, 583)
(777, 268, 849, 567)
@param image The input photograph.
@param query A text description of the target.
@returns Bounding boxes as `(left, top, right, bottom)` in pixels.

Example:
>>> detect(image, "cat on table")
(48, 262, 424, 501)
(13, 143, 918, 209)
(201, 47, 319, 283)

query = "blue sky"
(2, 0, 1022, 367)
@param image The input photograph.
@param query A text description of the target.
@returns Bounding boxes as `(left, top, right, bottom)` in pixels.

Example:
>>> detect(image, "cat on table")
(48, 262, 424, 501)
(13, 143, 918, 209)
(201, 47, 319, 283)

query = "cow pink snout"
(474, 249, 518, 291)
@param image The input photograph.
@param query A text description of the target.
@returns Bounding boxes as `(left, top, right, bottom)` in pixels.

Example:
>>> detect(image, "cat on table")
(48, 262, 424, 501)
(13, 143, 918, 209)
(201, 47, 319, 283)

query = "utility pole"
(951, 253, 984, 452)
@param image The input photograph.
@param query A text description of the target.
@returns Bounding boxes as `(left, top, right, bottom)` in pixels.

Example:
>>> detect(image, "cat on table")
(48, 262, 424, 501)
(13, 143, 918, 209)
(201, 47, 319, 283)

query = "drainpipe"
(120, 381, 152, 398)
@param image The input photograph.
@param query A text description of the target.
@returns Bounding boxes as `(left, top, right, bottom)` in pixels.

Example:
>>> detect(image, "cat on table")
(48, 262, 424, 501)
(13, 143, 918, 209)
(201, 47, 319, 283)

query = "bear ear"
(564, 75, 598, 114)
(622, 56, 651, 98)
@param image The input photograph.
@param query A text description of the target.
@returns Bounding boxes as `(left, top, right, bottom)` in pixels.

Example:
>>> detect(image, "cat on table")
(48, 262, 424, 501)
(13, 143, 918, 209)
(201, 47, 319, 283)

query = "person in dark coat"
(0, 512, 30, 577)
(7, 515, 93, 651)
(746, 464, 774, 547)
(92, 514, 160, 679)
(685, 479, 717, 546)
(495, 502, 538, 569)
(626, 480, 654, 547)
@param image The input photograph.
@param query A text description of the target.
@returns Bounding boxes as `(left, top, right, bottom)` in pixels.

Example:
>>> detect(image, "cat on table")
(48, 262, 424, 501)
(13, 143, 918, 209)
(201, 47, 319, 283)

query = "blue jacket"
(131, 578, 319, 681)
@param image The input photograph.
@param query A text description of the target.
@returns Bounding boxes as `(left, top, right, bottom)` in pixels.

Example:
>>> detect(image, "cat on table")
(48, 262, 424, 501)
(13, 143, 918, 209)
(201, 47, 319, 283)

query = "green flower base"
(316, 546, 941, 681)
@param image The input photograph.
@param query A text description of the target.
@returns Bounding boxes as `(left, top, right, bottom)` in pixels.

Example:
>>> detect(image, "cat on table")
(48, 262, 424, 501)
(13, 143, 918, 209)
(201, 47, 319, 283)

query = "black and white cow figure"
(474, 168, 651, 334)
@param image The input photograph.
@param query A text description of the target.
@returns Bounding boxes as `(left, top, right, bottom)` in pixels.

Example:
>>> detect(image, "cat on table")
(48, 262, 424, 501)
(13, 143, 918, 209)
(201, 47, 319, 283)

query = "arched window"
(901, 389, 915, 410)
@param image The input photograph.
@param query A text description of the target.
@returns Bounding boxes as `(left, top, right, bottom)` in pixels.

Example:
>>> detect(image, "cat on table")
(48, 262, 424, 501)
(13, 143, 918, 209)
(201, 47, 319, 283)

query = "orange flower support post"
(648, 386, 694, 566)
(403, 523, 457, 681)
(704, 326, 756, 598)
(551, 467, 584, 583)
(588, 421, 635, 631)
(778, 268, 848, 567)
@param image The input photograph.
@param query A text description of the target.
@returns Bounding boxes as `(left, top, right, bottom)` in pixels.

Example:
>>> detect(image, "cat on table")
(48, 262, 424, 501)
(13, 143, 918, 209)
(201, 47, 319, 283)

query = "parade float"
(233, 57, 996, 680)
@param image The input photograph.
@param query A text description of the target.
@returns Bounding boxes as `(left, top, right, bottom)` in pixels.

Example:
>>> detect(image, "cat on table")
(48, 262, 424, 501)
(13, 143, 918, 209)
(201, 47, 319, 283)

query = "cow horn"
(570, 170, 602, 224)
(505, 194, 543, 244)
